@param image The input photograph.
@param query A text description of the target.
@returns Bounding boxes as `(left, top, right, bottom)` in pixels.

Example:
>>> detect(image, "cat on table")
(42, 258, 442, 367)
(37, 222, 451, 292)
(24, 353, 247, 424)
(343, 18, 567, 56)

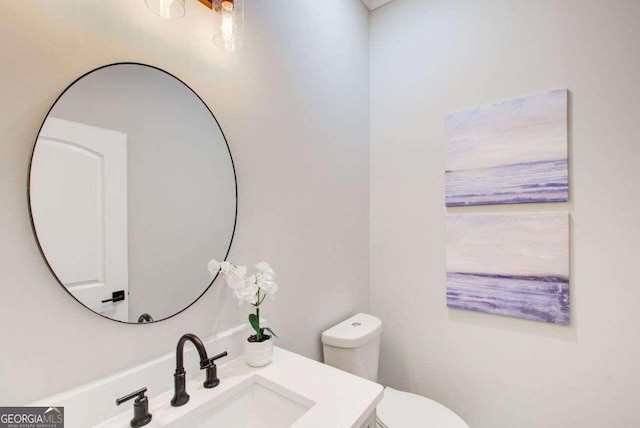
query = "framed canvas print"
(445, 89, 568, 207)
(446, 212, 570, 325)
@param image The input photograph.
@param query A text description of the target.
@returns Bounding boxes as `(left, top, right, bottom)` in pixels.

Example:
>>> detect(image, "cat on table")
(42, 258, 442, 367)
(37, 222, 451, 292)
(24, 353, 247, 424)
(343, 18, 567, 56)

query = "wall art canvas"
(446, 213, 570, 325)
(445, 89, 568, 207)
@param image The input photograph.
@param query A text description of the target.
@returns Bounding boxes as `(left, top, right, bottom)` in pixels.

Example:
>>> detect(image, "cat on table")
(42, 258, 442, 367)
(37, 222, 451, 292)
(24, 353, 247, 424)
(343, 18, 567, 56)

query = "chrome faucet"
(171, 333, 227, 407)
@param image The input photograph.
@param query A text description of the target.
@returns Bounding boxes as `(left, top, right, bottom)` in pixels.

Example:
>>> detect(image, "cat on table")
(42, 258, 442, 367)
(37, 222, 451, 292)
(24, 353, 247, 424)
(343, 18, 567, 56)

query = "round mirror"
(29, 63, 237, 324)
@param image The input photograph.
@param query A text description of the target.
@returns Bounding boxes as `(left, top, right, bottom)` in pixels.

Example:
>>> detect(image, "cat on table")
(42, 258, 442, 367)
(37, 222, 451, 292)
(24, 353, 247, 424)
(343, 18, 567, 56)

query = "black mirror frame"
(27, 62, 238, 324)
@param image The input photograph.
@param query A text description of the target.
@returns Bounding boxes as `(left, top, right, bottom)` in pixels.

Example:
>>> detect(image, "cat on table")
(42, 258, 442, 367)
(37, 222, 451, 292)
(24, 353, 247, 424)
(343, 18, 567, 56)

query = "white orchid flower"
(225, 265, 247, 290)
(257, 270, 275, 282)
(209, 258, 277, 306)
(256, 271, 278, 297)
(261, 280, 278, 298)
(234, 277, 259, 305)
(207, 259, 221, 279)
(208, 258, 278, 342)
(220, 261, 234, 275)
(255, 261, 275, 275)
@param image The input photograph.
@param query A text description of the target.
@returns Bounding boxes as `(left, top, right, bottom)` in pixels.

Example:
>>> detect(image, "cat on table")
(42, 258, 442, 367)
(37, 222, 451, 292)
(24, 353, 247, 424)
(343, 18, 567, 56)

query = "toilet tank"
(321, 313, 382, 382)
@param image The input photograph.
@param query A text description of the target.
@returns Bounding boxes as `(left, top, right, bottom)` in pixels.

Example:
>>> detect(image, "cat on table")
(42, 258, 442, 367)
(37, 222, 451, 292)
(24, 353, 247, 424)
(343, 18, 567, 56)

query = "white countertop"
(96, 347, 383, 428)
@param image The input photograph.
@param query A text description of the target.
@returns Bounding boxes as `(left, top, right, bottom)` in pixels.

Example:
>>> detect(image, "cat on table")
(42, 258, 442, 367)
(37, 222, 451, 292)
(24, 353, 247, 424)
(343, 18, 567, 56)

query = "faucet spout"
(171, 333, 211, 407)
(175, 333, 211, 372)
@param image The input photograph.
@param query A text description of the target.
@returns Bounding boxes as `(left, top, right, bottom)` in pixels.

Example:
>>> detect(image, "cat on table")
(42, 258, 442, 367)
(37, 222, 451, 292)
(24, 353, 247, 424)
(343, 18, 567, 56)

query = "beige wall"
(370, 0, 640, 427)
(0, 0, 370, 404)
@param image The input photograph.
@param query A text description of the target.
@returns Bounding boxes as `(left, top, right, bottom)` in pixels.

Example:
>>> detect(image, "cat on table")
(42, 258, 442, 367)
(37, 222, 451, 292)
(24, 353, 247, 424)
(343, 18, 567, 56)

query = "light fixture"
(144, 0, 186, 20)
(145, 0, 245, 52)
(211, 0, 245, 52)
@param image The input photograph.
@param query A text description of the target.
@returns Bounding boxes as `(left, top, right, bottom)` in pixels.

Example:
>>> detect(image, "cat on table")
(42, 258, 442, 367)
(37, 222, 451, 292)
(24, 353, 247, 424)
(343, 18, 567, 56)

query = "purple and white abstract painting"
(446, 213, 570, 325)
(445, 89, 568, 207)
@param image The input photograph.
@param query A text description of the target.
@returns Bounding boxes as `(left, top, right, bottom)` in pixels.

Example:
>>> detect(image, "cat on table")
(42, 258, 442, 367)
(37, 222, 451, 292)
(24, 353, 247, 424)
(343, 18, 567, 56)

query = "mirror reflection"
(29, 63, 237, 323)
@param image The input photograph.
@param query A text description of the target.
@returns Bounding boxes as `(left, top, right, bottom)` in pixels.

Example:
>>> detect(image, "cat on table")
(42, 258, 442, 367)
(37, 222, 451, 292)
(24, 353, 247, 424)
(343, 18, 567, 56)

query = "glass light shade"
(145, 0, 185, 19)
(213, 0, 244, 52)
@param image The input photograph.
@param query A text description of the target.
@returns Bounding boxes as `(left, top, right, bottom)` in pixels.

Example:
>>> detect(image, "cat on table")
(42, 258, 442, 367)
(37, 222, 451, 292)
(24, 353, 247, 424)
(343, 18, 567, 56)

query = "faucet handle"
(208, 351, 228, 365)
(116, 387, 152, 428)
(198, 350, 228, 369)
(203, 351, 228, 389)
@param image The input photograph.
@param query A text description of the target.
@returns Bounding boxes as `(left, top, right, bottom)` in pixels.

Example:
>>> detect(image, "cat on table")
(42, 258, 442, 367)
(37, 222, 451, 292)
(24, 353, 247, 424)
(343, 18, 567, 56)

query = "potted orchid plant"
(208, 259, 278, 367)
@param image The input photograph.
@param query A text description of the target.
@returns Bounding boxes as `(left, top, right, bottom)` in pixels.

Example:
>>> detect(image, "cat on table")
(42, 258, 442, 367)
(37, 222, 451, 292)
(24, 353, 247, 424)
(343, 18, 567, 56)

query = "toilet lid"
(377, 387, 468, 428)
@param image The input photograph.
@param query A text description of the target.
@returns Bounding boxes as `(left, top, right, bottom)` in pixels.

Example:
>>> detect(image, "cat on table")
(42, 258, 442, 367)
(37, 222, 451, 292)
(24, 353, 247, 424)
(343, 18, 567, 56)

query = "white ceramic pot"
(244, 337, 273, 367)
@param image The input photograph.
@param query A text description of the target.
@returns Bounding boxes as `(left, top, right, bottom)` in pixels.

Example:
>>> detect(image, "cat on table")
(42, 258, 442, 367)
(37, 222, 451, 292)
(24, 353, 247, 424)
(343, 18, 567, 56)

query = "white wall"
(0, 0, 369, 404)
(370, 1, 640, 427)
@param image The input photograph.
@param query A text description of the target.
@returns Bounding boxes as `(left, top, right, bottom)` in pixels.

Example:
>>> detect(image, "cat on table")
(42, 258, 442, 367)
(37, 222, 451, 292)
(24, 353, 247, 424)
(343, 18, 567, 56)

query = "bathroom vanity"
(32, 325, 382, 428)
(98, 347, 382, 428)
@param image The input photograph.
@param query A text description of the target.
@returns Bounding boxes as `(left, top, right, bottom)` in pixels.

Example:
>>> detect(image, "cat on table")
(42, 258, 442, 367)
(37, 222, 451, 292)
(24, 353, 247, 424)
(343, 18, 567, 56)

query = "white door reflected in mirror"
(31, 118, 129, 321)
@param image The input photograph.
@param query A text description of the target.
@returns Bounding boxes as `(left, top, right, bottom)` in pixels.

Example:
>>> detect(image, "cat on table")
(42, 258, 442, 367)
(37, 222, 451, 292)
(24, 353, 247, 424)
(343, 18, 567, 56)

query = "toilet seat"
(376, 387, 468, 428)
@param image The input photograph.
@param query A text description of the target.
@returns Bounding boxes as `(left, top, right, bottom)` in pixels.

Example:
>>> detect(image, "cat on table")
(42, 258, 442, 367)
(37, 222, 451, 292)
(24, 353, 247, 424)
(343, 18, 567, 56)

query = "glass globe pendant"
(213, 0, 244, 52)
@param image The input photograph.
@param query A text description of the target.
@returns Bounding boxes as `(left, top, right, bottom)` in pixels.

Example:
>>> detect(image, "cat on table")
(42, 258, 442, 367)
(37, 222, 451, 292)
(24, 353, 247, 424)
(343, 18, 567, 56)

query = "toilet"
(322, 313, 468, 428)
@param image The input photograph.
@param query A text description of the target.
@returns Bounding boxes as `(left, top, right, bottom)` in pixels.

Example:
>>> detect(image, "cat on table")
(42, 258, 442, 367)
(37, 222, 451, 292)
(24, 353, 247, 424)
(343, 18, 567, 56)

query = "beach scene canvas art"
(446, 213, 570, 325)
(445, 89, 568, 207)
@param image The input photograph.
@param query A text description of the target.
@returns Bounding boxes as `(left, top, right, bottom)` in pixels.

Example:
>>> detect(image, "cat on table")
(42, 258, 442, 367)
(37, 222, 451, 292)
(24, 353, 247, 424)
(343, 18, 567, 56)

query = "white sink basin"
(165, 376, 315, 428)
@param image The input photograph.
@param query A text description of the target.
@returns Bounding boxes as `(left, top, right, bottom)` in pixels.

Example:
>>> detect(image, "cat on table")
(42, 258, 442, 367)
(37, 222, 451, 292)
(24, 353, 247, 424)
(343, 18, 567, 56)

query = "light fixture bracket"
(198, 0, 214, 8)
(200, 0, 235, 13)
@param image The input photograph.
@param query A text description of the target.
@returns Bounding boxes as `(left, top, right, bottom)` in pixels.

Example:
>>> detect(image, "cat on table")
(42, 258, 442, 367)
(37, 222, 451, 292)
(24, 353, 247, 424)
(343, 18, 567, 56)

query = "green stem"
(256, 290, 261, 340)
